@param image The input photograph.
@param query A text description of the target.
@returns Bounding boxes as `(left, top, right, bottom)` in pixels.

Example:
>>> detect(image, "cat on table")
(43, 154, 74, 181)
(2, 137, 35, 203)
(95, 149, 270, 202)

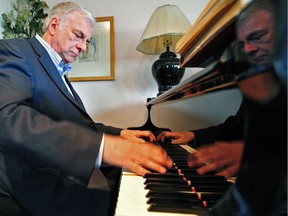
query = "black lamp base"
(152, 50, 185, 96)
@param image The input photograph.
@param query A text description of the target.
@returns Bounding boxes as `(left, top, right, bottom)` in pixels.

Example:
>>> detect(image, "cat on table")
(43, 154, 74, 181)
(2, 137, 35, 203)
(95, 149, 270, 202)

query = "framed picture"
(68, 16, 115, 81)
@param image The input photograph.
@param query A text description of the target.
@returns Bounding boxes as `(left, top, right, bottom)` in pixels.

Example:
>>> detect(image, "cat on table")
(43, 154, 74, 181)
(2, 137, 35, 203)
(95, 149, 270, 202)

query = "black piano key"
(171, 165, 217, 175)
(144, 174, 231, 190)
(145, 173, 226, 180)
(166, 168, 198, 174)
(145, 182, 230, 193)
(144, 178, 231, 187)
(173, 162, 192, 169)
(146, 190, 199, 199)
(166, 151, 189, 156)
(146, 190, 225, 203)
(147, 196, 221, 211)
(148, 202, 209, 214)
(185, 174, 227, 181)
(144, 172, 181, 178)
(172, 158, 190, 163)
(166, 167, 218, 175)
(144, 178, 188, 185)
(166, 166, 215, 174)
(144, 182, 192, 191)
(159, 145, 183, 153)
(144, 172, 228, 183)
(169, 155, 189, 160)
(165, 168, 182, 174)
(147, 196, 205, 206)
(145, 181, 190, 187)
(200, 192, 226, 201)
(190, 185, 231, 193)
(146, 189, 224, 197)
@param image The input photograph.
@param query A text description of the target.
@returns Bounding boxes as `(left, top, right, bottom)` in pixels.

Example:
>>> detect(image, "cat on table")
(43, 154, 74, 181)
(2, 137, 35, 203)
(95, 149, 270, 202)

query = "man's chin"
(252, 57, 271, 65)
(66, 57, 78, 63)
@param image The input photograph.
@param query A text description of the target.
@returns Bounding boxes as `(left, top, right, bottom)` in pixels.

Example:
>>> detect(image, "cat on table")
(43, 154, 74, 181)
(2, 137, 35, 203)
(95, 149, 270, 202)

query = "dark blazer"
(189, 99, 246, 147)
(0, 37, 121, 216)
(236, 87, 287, 216)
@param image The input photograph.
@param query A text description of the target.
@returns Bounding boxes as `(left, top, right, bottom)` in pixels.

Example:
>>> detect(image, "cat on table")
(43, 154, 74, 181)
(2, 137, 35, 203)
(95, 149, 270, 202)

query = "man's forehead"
(68, 13, 93, 37)
(238, 10, 273, 37)
(241, 10, 273, 27)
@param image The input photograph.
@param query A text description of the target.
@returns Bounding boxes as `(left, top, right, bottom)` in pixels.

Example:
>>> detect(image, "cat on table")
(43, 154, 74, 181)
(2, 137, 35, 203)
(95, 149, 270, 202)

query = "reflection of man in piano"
(157, 0, 277, 180)
(227, 1, 286, 215)
(206, 4, 286, 216)
(0, 2, 173, 216)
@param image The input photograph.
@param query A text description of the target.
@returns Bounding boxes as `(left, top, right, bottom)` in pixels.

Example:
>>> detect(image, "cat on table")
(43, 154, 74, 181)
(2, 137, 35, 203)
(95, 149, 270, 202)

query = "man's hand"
(103, 134, 173, 176)
(120, 129, 156, 143)
(157, 131, 195, 144)
(188, 141, 244, 178)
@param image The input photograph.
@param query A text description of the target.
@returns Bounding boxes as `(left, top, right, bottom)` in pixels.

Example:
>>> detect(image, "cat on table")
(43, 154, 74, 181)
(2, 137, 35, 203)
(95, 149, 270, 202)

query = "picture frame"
(68, 16, 115, 81)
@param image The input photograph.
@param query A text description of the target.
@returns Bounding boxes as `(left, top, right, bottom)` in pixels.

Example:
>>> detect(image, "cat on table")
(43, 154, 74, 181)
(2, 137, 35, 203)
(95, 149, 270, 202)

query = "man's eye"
(249, 32, 266, 44)
(251, 36, 262, 43)
(74, 32, 82, 40)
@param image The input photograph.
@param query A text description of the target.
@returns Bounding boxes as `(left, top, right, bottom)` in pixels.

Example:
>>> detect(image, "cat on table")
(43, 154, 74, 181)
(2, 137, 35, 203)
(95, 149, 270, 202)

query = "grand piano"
(113, 1, 251, 215)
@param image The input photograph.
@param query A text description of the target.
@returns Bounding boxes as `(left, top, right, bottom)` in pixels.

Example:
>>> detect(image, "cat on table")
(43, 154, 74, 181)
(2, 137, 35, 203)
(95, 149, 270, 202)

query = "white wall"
(1, 0, 242, 131)
(0, 0, 13, 38)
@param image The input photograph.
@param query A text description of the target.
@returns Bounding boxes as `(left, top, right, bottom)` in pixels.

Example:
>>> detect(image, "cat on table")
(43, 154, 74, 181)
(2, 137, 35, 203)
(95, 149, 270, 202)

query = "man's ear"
(48, 17, 60, 35)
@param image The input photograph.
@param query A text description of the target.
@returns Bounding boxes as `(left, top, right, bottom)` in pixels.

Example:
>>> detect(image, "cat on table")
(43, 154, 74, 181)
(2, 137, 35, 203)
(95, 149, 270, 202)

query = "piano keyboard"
(115, 171, 200, 216)
(114, 144, 232, 216)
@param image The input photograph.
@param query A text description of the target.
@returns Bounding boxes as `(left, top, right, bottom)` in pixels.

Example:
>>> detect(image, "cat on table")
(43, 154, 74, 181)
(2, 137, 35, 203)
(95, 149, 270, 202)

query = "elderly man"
(0, 2, 172, 216)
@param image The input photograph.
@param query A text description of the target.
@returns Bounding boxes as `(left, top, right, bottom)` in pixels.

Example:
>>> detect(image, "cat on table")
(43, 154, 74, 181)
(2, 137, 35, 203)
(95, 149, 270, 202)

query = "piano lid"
(176, 0, 252, 68)
(147, 59, 250, 106)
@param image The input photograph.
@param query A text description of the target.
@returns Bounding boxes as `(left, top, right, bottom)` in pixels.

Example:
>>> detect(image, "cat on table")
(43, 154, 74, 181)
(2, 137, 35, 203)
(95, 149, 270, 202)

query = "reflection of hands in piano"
(188, 141, 244, 178)
(102, 134, 173, 176)
(120, 129, 156, 143)
(157, 131, 195, 144)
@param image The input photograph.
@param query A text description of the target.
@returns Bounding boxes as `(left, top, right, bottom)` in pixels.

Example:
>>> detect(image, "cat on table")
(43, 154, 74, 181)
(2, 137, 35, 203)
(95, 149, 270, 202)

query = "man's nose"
(77, 41, 87, 52)
(244, 42, 258, 54)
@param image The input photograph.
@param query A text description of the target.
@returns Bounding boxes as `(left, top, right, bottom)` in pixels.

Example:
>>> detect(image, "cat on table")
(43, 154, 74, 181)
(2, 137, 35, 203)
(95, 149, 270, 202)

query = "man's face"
(50, 11, 93, 63)
(237, 9, 274, 65)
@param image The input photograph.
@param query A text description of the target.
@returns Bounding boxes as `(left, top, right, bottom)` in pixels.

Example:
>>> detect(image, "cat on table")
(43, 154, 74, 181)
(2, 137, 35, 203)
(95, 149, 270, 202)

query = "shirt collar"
(35, 34, 72, 77)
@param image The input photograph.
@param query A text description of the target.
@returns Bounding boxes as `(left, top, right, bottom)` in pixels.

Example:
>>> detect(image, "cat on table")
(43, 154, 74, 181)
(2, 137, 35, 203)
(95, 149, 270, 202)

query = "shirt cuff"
(95, 134, 105, 168)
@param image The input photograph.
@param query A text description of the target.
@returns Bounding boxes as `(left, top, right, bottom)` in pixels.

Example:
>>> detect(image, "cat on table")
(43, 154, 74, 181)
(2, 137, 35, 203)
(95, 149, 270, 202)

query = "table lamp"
(137, 4, 190, 96)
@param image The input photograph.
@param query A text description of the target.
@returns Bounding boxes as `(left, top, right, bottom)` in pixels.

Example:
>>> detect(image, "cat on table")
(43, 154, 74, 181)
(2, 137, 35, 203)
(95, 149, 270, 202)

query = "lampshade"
(136, 4, 190, 55)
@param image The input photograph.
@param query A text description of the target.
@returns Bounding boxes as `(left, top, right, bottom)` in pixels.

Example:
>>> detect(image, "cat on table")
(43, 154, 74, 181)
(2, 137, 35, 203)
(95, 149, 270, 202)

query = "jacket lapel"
(65, 76, 86, 110)
(28, 37, 88, 113)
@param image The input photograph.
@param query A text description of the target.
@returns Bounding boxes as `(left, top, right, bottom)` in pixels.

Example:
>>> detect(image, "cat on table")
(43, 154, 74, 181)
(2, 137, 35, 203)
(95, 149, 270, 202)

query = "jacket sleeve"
(94, 123, 122, 135)
(188, 99, 246, 147)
